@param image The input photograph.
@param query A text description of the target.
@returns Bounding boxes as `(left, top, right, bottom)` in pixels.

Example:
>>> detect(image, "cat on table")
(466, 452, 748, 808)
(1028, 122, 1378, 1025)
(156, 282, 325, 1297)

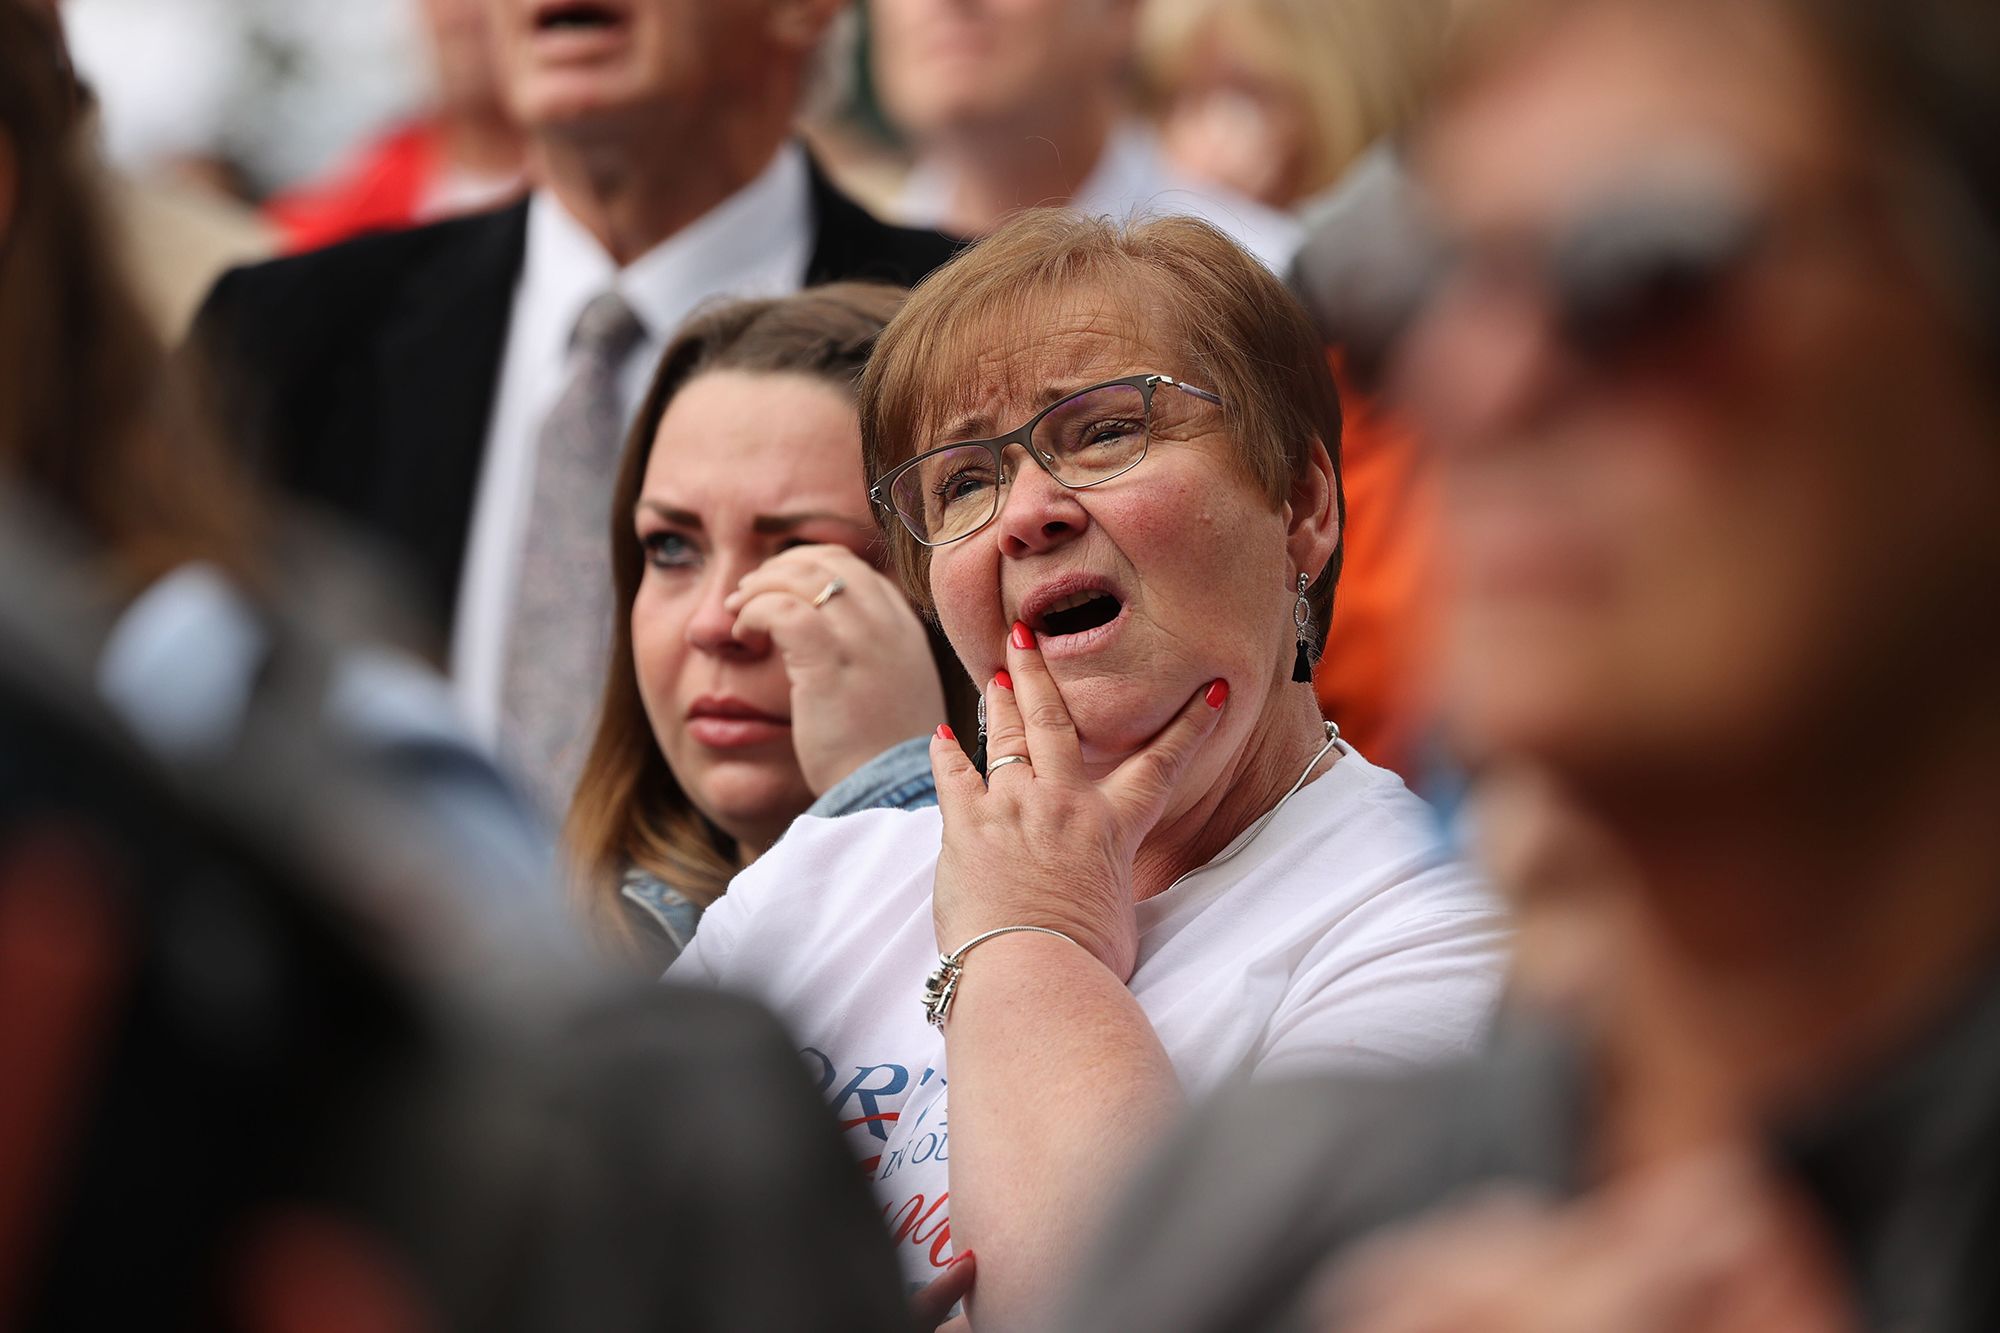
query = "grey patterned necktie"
(501, 290, 646, 816)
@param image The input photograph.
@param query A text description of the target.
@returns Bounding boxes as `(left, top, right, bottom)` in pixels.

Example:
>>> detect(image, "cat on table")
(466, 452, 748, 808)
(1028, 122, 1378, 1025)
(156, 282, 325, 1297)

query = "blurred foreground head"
(1401, 0, 2000, 787)
(0, 0, 256, 593)
(0, 7, 913, 1327)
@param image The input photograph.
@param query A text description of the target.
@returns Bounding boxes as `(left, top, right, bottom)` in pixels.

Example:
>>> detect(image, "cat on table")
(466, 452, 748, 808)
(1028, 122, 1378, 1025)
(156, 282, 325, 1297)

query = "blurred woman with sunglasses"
(1058, 0, 2000, 1328)
(671, 210, 1510, 1325)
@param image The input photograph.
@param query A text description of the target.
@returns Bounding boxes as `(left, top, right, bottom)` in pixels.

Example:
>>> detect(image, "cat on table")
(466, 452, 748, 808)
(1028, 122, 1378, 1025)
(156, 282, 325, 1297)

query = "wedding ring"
(986, 754, 1032, 774)
(811, 577, 848, 609)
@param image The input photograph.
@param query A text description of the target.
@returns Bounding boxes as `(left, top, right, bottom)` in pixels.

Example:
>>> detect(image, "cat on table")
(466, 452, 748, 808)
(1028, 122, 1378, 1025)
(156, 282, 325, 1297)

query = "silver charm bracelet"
(921, 925, 1082, 1027)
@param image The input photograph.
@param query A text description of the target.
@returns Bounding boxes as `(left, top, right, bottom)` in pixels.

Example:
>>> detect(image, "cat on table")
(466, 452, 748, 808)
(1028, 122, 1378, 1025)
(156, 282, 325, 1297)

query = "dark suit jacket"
(191, 154, 959, 641)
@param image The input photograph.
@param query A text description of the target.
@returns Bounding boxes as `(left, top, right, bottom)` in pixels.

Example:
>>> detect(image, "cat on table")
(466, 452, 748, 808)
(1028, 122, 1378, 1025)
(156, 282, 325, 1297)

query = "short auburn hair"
(858, 210, 1345, 650)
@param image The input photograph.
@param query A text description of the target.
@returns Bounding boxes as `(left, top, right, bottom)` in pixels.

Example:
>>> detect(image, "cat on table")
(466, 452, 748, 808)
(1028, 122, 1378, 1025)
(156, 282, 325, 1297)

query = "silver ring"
(986, 754, 1032, 775)
(811, 577, 848, 609)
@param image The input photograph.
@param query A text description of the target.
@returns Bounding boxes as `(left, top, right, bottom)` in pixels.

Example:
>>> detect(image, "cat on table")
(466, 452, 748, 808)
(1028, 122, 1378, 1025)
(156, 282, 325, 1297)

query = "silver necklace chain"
(1165, 720, 1343, 892)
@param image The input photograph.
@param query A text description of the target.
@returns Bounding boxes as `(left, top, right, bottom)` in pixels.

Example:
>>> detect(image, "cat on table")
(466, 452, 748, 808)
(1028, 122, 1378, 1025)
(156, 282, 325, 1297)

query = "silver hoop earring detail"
(1292, 572, 1314, 683)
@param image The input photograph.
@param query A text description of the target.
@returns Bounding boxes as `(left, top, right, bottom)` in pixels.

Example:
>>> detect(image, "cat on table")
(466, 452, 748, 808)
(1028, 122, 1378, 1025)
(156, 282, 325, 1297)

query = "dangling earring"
(975, 692, 989, 774)
(1292, 572, 1314, 683)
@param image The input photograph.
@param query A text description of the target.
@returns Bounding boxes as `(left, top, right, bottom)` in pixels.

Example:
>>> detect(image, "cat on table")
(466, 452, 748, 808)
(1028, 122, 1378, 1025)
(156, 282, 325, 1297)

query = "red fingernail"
(1011, 621, 1034, 650)
(948, 1248, 975, 1269)
(1205, 679, 1229, 708)
(994, 670, 1013, 690)
(936, 724, 955, 741)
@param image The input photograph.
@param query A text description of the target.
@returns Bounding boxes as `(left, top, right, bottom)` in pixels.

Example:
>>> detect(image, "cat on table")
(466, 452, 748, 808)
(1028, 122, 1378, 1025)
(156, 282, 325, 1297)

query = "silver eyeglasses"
(870, 373, 1225, 547)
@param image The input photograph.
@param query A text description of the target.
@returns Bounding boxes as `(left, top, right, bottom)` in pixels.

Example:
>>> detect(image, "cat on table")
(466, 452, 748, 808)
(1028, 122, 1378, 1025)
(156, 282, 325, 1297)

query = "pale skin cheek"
(929, 558, 1007, 683)
(631, 631, 682, 756)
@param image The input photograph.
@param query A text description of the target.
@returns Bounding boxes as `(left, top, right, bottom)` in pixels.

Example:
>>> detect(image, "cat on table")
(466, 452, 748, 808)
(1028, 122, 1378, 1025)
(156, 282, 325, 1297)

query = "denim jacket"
(622, 735, 937, 969)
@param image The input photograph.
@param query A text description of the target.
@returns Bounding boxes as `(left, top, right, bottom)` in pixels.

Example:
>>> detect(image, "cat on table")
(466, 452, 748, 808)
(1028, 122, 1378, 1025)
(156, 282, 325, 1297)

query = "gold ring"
(811, 577, 848, 609)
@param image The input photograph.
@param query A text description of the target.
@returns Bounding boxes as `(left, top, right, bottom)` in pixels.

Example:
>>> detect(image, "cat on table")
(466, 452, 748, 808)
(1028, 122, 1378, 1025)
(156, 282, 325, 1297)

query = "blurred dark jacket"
(187, 155, 958, 644)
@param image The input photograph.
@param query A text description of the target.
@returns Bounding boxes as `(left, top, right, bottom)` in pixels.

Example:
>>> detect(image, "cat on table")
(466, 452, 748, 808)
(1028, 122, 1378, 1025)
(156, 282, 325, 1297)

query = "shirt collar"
(618, 141, 812, 338)
(518, 141, 813, 358)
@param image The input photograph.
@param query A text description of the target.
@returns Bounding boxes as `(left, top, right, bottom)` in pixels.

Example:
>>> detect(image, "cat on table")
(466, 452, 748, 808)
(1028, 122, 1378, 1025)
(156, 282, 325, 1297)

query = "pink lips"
(527, 0, 631, 58)
(685, 696, 790, 749)
(1034, 600, 1130, 661)
(1011, 572, 1130, 660)
(1013, 572, 1123, 635)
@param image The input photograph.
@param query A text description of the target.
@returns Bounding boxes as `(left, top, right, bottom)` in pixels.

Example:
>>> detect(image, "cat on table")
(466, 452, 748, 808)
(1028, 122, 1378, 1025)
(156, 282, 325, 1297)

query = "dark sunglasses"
(1414, 183, 1769, 363)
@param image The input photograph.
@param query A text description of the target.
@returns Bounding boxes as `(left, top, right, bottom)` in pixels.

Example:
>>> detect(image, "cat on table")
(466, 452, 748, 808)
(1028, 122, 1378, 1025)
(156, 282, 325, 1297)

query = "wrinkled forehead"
(904, 283, 1190, 451)
(1417, 0, 1852, 235)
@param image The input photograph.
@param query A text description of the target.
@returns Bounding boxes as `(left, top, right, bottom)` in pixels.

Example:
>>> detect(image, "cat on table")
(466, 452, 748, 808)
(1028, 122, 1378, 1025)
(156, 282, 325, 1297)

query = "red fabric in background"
(265, 122, 442, 255)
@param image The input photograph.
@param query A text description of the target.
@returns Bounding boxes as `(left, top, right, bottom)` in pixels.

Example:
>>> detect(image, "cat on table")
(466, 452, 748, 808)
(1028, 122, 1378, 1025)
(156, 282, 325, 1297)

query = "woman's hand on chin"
(727, 545, 948, 795)
(928, 620, 1229, 983)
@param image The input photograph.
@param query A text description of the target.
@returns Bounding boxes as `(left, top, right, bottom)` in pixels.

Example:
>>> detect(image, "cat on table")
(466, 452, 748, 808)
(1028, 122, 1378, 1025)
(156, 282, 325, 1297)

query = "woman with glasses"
(671, 211, 1508, 1325)
(567, 284, 972, 971)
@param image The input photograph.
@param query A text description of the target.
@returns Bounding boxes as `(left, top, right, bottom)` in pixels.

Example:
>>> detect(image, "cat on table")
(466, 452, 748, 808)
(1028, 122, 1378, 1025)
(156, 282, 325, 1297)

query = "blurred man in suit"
(194, 0, 957, 814)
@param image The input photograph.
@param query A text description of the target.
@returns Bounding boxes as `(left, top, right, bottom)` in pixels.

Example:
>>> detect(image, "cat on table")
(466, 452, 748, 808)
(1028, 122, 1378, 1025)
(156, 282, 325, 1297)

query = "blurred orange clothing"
(1315, 355, 1438, 781)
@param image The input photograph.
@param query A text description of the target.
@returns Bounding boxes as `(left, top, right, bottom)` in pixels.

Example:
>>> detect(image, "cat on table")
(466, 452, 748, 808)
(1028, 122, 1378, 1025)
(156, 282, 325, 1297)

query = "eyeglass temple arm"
(1159, 376, 1225, 406)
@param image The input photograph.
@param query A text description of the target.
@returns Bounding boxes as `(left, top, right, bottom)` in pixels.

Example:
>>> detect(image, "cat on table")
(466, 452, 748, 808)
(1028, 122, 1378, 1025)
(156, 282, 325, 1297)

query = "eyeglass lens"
(889, 381, 1151, 545)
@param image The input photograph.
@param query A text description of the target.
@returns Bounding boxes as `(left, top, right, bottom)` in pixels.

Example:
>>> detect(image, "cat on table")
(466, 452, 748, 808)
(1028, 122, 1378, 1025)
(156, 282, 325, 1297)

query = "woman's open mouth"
(1019, 580, 1130, 658)
(1035, 590, 1123, 638)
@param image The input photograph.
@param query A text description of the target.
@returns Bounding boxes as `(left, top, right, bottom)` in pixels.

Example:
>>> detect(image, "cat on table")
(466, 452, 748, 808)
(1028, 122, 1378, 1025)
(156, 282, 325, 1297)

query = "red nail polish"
(1205, 679, 1229, 708)
(936, 723, 955, 741)
(948, 1248, 975, 1268)
(1011, 621, 1034, 650)
(994, 670, 1013, 690)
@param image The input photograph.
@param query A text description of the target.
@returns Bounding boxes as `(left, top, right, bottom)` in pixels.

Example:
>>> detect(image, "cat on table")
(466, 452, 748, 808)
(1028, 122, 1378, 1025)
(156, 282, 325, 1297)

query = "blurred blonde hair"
(1139, 0, 1455, 204)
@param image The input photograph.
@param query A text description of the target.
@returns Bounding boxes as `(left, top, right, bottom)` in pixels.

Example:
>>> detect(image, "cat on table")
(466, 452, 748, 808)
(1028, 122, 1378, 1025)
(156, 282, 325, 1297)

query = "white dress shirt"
(451, 142, 815, 748)
(898, 119, 1302, 272)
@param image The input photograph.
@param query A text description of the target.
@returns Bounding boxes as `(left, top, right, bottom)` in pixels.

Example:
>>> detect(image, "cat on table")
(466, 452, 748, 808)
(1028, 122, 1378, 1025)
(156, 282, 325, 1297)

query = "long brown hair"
(0, 0, 258, 591)
(566, 282, 972, 951)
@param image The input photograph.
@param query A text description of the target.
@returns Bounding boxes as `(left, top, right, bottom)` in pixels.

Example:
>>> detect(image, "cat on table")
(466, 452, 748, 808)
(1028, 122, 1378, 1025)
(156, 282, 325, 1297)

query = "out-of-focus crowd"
(4, 0, 1999, 1329)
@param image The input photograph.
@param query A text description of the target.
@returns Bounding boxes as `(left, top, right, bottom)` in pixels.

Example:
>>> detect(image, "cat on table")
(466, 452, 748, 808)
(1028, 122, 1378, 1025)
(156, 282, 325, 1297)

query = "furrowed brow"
(750, 511, 874, 535)
(638, 502, 701, 528)
(932, 377, 1117, 444)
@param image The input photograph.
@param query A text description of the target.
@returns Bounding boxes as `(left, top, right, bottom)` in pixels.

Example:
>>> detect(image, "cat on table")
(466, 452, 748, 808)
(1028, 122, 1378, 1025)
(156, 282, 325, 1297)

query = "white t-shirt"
(671, 745, 1509, 1288)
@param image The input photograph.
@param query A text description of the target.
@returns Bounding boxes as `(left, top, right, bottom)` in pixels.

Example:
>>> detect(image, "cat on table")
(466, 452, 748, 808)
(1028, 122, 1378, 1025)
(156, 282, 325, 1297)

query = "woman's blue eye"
(641, 531, 698, 569)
